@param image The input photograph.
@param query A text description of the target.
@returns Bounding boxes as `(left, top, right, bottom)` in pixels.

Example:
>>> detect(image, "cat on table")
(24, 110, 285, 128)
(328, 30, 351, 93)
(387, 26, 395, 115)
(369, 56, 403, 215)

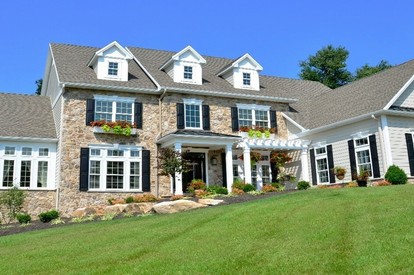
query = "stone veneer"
(55, 89, 290, 216)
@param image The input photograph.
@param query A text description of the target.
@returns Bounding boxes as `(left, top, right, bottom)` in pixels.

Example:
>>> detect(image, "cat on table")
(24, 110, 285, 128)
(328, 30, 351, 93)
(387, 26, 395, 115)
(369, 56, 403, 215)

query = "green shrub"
(232, 180, 255, 192)
(271, 182, 282, 189)
(38, 210, 60, 223)
(242, 184, 256, 192)
(0, 186, 26, 223)
(125, 196, 134, 203)
(207, 185, 228, 195)
(385, 165, 407, 185)
(297, 181, 310, 190)
(16, 213, 31, 224)
(187, 179, 207, 193)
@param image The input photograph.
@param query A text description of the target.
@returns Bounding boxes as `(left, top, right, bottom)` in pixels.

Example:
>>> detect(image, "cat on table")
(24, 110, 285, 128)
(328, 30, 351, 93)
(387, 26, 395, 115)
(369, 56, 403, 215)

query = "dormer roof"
(159, 45, 206, 71)
(87, 41, 133, 67)
(217, 53, 263, 76)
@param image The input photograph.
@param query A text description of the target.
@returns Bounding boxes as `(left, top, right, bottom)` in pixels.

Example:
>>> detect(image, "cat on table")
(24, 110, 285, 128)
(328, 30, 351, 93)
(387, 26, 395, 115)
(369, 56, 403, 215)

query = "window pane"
(233, 165, 239, 177)
(357, 150, 372, 176)
(37, 161, 48, 188)
(238, 109, 253, 127)
(39, 148, 49, 156)
(22, 147, 32, 156)
(90, 149, 101, 156)
(20, 160, 31, 187)
(184, 66, 193, 79)
(89, 160, 100, 189)
(316, 158, 329, 183)
(251, 164, 257, 186)
(106, 161, 124, 189)
(95, 101, 113, 121)
(315, 147, 326, 155)
(185, 104, 201, 128)
(108, 62, 118, 76)
(243, 73, 251, 85)
(130, 162, 140, 189)
(108, 150, 124, 157)
(355, 138, 369, 147)
(115, 102, 133, 122)
(131, 150, 140, 157)
(255, 110, 268, 127)
(3, 160, 14, 187)
(262, 165, 270, 184)
(5, 146, 15, 155)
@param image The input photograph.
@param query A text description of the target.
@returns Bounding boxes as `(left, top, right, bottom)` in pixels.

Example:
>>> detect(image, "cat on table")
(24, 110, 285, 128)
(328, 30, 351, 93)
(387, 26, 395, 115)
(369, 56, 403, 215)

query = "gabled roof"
(285, 59, 414, 130)
(217, 53, 263, 76)
(87, 41, 133, 67)
(159, 45, 206, 71)
(0, 93, 56, 140)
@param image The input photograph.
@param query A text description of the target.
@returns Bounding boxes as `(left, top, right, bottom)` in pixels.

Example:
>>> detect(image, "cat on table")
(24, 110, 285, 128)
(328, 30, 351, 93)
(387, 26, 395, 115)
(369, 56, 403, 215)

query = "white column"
(300, 149, 310, 182)
(174, 143, 183, 195)
(243, 147, 252, 183)
(225, 145, 234, 191)
(380, 115, 393, 169)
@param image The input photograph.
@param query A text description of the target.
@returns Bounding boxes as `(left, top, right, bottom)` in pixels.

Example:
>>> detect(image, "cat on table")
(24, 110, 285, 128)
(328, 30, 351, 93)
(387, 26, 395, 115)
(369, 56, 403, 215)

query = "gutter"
(0, 136, 58, 143)
(62, 82, 160, 94)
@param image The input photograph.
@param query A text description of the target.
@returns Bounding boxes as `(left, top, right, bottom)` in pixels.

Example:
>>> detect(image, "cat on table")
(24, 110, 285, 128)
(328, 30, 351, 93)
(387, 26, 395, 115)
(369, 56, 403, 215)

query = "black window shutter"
(270, 110, 277, 129)
(310, 149, 317, 185)
(221, 153, 227, 187)
(405, 133, 414, 176)
(79, 148, 89, 191)
(231, 107, 239, 132)
(202, 105, 210, 130)
(348, 140, 357, 180)
(134, 102, 143, 129)
(369, 135, 381, 178)
(142, 150, 151, 192)
(270, 161, 278, 183)
(176, 103, 185, 129)
(327, 145, 335, 183)
(86, 99, 95, 126)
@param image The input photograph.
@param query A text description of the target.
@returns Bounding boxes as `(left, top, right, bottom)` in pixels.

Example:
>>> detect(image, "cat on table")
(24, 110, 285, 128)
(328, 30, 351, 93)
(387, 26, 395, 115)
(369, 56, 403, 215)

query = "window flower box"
(90, 120, 137, 137)
(92, 126, 137, 136)
(239, 126, 277, 139)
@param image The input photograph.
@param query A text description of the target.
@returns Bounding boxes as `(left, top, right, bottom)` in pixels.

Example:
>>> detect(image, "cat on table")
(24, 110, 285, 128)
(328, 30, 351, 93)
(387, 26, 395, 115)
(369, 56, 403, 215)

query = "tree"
(157, 148, 191, 192)
(299, 45, 353, 89)
(354, 60, 392, 80)
(35, 79, 42, 95)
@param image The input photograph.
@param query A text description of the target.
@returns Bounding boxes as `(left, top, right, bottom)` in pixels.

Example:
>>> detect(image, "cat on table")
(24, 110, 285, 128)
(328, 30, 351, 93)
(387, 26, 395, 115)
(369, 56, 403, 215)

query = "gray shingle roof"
(50, 43, 158, 90)
(0, 93, 57, 139)
(286, 59, 414, 129)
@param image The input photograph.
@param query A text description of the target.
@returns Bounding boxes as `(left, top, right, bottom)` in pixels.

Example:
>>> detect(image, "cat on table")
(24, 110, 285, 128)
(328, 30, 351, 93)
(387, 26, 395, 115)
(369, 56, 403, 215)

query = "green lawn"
(1, 185, 414, 274)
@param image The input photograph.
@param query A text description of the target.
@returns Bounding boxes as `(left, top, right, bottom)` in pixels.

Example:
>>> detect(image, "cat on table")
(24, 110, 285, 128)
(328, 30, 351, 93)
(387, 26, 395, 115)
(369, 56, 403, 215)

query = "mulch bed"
(0, 190, 295, 237)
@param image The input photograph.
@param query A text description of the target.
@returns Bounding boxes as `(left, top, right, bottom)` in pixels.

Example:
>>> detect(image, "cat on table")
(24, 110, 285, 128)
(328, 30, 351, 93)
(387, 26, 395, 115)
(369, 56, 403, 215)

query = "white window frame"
(314, 146, 329, 184)
(236, 104, 270, 128)
(242, 72, 251, 86)
(108, 61, 119, 76)
(354, 137, 373, 177)
(94, 95, 135, 123)
(183, 66, 193, 80)
(0, 144, 56, 190)
(88, 145, 143, 192)
(183, 98, 203, 129)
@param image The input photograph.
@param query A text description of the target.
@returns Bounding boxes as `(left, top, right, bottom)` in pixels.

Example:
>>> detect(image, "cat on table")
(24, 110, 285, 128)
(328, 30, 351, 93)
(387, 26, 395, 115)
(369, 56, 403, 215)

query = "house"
(1, 41, 414, 217)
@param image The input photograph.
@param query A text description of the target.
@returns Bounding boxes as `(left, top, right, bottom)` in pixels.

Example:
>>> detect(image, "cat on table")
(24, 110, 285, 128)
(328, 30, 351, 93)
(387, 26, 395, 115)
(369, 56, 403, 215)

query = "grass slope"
(1, 185, 414, 274)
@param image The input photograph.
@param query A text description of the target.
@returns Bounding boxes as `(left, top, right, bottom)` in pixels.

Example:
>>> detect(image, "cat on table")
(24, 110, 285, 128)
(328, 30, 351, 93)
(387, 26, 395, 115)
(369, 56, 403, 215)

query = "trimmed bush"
(38, 210, 59, 223)
(125, 196, 134, 203)
(16, 213, 31, 224)
(297, 181, 310, 190)
(385, 165, 407, 185)
(0, 186, 26, 223)
(207, 186, 228, 195)
(232, 181, 255, 192)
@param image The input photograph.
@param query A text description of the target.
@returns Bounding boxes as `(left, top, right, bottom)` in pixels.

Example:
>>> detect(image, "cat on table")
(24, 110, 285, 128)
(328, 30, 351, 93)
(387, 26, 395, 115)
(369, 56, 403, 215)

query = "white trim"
(0, 136, 58, 143)
(383, 74, 414, 110)
(159, 45, 206, 71)
(62, 82, 159, 93)
(87, 41, 133, 67)
(94, 95, 135, 103)
(281, 113, 306, 131)
(217, 53, 263, 76)
(236, 103, 270, 111)
(380, 115, 393, 167)
(183, 98, 203, 105)
(351, 131, 370, 139)
(125, 47, 161, 90)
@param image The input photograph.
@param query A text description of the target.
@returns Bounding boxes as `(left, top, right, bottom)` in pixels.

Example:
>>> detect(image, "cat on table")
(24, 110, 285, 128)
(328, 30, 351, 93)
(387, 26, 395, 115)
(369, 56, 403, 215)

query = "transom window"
(5, 146, 15, 155)
(354, 137, 372, 176)
(89, 147, 142, 191)
(315, 146, 329, 183)
(243, 73, 251, 86)
(94, 96, 134, 123)
(237, 104, 270, 128)
(108, 62, 118, 76)
(184, 66, 193, 80)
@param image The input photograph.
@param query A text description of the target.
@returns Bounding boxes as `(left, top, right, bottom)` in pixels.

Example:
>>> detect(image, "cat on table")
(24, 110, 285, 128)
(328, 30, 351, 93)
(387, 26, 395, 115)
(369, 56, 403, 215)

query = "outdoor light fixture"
(211, 156, 218, 165)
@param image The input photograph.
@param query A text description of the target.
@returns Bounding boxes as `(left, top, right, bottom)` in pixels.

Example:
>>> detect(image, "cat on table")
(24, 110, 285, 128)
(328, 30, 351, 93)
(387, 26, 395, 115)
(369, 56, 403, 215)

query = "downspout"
(155, 88, 167, 197)
(55, 83, 65, 211)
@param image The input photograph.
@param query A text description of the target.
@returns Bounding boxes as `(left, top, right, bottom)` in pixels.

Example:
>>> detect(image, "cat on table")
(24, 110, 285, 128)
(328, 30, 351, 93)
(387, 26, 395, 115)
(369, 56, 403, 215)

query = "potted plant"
(238, 152, 262, 165)
(354, 169, 370, 187)
(90, 120, 137, 137)
(333, 166, 346, 180)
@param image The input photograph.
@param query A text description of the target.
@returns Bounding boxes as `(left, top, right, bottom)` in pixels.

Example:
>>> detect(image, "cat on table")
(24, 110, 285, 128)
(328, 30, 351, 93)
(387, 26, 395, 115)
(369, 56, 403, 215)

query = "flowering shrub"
(90, 120, 136, 136)
(194, 189, 209, 198)
(373, 180, 391, 187)
(187, 179, 207, 193)
(239, 152, 262, 164)
(108, 198, 125, 205)
(170, 195, 184, 201)
(270, 151, 292, 166)
(133, 194, 157, 203)
(262, 184, 277, 192)
(231, 188, 245, 195)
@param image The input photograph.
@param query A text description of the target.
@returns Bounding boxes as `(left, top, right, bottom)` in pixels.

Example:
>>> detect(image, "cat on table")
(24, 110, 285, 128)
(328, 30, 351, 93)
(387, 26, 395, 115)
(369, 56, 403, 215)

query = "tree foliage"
(354, 60, 392, 80)
(157, 148, 191, 178)
(35, 79, 42, 95)
(299, 45, 352, 89)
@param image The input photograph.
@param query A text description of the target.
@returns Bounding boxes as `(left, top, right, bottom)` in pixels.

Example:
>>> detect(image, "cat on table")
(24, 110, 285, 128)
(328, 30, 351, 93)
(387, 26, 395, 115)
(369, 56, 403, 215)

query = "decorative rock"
(152, 200, 207, 214)
(124, 203, 156, 215)
(104, 204, 127, 215)
(198, 199, 224, 206)
(72, 207, 97, 218)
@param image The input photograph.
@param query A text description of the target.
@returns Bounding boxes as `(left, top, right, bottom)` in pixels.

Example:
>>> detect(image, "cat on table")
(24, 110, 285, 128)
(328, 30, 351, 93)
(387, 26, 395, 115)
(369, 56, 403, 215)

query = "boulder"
(124, 203, 156, 215)
(104, 204, 127, 215)
(72, 207, 97, 218)
(198, 199, 224, 206)
(152, 200, 207, 214)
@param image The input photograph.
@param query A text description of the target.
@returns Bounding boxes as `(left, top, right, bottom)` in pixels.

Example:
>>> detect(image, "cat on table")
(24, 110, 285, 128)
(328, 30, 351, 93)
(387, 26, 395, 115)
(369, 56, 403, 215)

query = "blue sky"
(1, 0, 413, 94)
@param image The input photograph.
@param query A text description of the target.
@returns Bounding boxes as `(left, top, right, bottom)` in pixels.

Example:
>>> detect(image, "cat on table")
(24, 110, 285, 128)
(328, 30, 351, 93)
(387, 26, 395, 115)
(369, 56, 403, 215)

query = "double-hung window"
(88, 146, 142, 191)
(94, 96, 134, 123)
(237, 104, 270, 128)
(184, 66, 193, 80)
(183, 99, 202, 129)
(243, 73, 251, 86)
(314, 146, 329, 183)
(108, 62, 118, 76)
(354, 137, 372, 176)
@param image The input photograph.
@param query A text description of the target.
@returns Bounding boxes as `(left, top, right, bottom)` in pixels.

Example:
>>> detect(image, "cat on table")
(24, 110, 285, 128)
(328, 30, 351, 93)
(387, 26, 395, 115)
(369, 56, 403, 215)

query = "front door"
(182, 152, 206, 192)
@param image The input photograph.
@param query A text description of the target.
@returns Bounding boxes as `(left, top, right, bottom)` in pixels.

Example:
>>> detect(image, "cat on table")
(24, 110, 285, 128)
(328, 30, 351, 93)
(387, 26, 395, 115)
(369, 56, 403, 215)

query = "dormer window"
(108, 62, 118, 76)
(159, 46, 206, 85)
(243, 73, 251, 86)
(184, 66, 193, 80)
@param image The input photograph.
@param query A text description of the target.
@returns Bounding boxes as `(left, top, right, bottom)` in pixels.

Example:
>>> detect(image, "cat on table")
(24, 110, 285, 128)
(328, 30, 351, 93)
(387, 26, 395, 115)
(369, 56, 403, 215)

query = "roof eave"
(0, 136, 58, 143)
(62, 82, 161, 94)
